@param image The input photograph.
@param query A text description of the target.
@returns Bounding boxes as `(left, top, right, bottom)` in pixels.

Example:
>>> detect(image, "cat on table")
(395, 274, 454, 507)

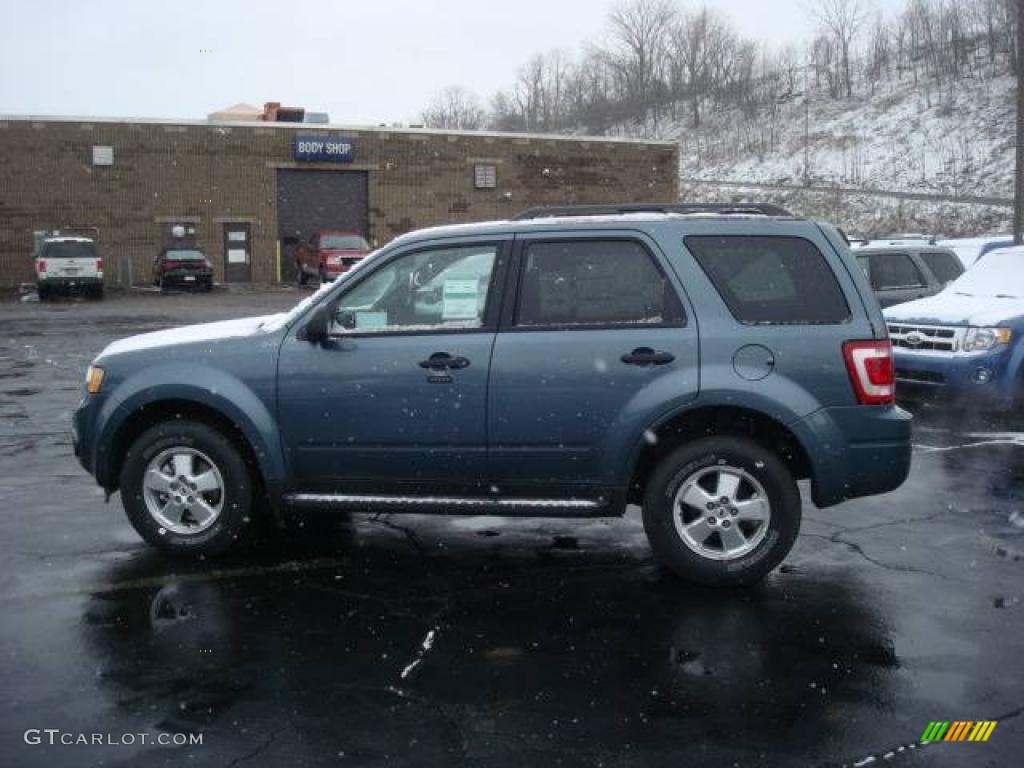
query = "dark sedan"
(153, 248, 214, 291)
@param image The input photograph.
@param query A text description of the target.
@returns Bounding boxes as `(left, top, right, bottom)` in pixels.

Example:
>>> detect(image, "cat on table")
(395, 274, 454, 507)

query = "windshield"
(948, 248, 1024, 298)
(320, 234, 368, 250)
(42, 241, 96, 259)
(164, 249, 205, 261)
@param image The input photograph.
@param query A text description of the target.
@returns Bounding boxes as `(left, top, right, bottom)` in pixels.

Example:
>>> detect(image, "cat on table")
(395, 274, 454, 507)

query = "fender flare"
(618, 393, 817, 490)
(94, 365, 286, 497)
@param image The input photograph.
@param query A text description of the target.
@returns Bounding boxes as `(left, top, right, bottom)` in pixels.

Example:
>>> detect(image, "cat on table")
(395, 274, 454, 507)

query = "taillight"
(843, 340, 895, 405)
(36, 259, 46, 273)
(95, 257, 103, 271)
(203, 260, 212, 269)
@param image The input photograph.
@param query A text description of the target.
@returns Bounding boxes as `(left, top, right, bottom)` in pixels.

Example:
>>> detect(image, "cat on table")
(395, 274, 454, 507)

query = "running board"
(284, 493, 608, 517)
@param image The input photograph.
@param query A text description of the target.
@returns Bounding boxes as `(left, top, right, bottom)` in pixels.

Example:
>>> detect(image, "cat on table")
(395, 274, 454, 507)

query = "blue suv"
(73, 204, 911, 585)
(885, 246, 1024, 411)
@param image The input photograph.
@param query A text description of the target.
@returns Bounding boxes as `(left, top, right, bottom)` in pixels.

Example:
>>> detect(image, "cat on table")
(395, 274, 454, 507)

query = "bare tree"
(815, 0, 868, 98)
(420, 86, 485, 130)
(668, 6, 736, 127)
(603, 0, 676, 123)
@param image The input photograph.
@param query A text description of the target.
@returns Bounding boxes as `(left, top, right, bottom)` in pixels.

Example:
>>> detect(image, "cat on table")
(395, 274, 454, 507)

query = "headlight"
(963, 327, 1012, 352)
(85, 365, 105, 394)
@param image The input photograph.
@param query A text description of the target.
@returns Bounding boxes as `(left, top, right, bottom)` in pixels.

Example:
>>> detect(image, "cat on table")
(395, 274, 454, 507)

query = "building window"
(474, 163, 497, 189)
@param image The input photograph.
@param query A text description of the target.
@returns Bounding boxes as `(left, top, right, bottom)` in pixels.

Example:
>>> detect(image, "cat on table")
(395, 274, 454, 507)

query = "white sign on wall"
(227, 248, 248, 264)
(92, 145, 114, 166)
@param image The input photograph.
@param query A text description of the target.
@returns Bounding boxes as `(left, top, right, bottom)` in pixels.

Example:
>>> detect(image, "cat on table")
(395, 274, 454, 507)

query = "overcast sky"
(2, 0, 901, 126)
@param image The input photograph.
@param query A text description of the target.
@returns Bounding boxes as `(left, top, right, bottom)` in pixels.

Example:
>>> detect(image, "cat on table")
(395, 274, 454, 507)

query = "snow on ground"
(675, 71, 1014, 199)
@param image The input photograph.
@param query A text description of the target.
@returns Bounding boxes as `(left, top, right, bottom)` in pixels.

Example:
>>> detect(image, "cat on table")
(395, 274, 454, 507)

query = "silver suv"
(853, 240, 963, 308)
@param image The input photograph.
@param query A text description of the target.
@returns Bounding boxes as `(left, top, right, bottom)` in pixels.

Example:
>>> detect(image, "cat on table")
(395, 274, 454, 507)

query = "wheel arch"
(625, 404, 813, 505)
(99, 393, 284, 506)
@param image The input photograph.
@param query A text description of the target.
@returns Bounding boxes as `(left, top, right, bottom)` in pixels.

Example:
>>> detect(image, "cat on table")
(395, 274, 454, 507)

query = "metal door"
(223, 223, 252, 282)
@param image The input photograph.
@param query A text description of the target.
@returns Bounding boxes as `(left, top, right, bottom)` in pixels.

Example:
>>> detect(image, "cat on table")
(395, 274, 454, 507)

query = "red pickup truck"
(295, 230, 371, 284)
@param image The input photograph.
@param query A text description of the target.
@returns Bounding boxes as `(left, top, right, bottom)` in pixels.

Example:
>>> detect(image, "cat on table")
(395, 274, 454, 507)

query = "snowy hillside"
(612, 69, 1015, 236)
(677, 72, 1014, 200)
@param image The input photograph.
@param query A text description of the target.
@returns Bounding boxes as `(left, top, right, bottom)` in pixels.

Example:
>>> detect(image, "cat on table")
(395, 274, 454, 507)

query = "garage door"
(277, 169, 369, 282)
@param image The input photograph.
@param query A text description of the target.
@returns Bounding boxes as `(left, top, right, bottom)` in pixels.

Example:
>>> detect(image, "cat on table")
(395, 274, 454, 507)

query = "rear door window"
(684, 235, 849, 324)
(866, 252, 925, 290)
(514, 240, 684, 327)
(918, 251, 963, 284)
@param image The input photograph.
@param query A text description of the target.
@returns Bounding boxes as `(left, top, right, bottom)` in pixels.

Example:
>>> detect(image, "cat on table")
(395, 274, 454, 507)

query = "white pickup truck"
(34, 236, 104, 300)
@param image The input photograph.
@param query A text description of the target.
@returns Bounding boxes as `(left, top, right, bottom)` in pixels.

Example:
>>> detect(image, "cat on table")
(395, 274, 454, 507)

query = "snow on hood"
(884, 292, 1024, 326)
(885, 247, 1024, 326)
(97, 314, 284, 359)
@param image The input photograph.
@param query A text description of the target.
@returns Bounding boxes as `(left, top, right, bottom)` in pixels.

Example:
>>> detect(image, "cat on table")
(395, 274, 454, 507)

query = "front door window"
(332, 245, 497, 334)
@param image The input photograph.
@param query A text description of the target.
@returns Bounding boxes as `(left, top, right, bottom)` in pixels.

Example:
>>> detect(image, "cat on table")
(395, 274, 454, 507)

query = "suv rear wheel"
(120, 420, 253, 556)
(642, 436, 800, 586)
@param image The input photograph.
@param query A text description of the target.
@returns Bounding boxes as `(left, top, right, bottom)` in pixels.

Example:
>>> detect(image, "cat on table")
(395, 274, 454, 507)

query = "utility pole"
(1016, 0, 1024, 244)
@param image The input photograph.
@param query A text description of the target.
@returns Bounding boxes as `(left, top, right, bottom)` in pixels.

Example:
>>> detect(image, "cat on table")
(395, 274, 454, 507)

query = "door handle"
(418, 352, 471, 370)
(621, 347, 675, 366)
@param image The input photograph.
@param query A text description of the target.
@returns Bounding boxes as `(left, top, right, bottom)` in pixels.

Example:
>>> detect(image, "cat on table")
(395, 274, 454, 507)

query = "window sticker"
(442, 279, 479, 320)
(355, 311, 388, 329)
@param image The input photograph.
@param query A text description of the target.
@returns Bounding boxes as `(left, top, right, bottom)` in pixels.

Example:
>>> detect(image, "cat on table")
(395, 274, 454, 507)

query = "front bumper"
(791, 405, 913, 508)
(322, 266, 356, 281)
(892, 347, 1015, 409)
(72, 395, 96, 475)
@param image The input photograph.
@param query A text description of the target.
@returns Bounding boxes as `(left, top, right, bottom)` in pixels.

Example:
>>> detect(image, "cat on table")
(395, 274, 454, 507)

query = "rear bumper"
(160, 271, 212, 288)
(38, 276, 102, 288)
(791, 405, 913, 508)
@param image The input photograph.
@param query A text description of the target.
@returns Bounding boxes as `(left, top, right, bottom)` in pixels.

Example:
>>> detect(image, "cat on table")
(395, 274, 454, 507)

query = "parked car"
(853, 242, 963, 308)
(34, 236, 104, 300)
(937, 235, 1014, 268)
(295, 230, 370, 284)
(153, 247, 213, 291)
(885, 246, 1024, 411)
(73, 203, 911, 586)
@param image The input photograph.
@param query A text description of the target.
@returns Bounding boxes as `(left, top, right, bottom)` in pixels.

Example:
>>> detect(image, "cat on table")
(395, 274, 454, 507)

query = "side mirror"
(299, 304, 332, 343)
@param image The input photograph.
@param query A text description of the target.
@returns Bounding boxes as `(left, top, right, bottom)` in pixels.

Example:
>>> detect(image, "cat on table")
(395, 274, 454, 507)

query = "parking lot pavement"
(0, 290, 1022, 767)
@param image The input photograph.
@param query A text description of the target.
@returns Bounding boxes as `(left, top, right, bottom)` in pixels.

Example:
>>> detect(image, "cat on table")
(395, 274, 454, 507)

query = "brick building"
(0, 115, 678, 287)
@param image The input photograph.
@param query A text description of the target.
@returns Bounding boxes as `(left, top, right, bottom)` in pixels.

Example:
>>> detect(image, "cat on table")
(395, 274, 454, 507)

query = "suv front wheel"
(642, 437, 800, 586)
(120, 420, 254, 556)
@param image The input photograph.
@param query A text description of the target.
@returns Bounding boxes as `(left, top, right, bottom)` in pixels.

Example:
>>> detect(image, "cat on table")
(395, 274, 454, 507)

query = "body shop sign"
(293, 134, 354, 162)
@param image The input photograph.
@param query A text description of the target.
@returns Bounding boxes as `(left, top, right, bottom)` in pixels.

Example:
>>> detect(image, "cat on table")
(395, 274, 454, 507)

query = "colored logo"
(921, 721, 997, 742)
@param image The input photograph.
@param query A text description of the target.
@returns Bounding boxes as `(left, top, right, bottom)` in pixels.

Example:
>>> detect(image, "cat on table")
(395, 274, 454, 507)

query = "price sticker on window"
(442, 279, 479, 320)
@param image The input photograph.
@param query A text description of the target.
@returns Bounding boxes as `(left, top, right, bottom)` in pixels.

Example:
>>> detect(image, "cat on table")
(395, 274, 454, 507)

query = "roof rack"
(511, 202, 795, 220)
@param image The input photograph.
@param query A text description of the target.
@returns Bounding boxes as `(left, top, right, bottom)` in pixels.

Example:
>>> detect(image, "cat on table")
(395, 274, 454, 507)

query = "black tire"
(318, 267, 327, 284)
(91, 285, 104, 300)
(642, 436, 801, 586)
(119, 420, 254, 557)
(36, 284, 49, 301)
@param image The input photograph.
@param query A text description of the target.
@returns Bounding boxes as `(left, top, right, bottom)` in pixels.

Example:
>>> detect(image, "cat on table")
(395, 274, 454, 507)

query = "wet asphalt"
(0, 289, 1022, 767)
